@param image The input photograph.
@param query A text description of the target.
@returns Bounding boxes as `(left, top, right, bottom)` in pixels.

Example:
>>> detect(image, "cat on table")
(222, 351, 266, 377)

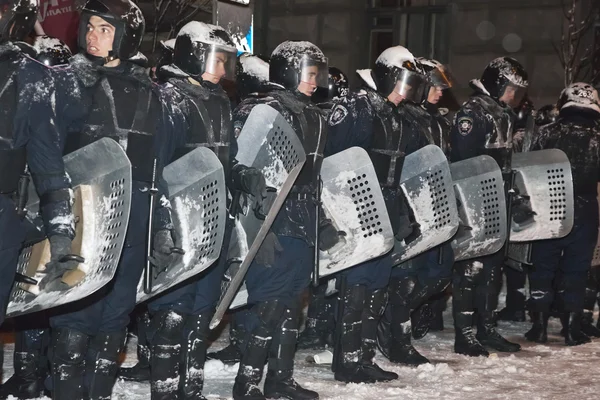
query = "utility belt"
(0, 147, 26, 194)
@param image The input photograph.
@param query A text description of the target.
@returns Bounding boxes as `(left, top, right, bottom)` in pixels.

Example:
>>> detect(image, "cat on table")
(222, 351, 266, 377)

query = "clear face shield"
(202, 43, 238, 82)
(392, 69, 427, 103)
(503, 83, 527, 109)
(429, 66, 455, 90)
(298, 54, 329, 94)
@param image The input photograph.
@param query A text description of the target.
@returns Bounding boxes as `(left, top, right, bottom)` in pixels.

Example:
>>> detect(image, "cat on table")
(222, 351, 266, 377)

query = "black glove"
(395, 215, 421, 244)
(149, 230, 182, 269)
(39, 235, 80, 290)
(319, 219, 343, 251)
(255, 232, 283, 266)
(239, 167, 268, 211)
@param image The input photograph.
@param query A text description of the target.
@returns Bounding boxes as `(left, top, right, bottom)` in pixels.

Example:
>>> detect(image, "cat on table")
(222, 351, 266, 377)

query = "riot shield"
(318, 147, 395, 276)
(510, 149, 574, 242)
(210, 104, 306, 329)
(391, 145, 459, 265)
(450, 155, 507, 261)
(506, 242, 532, 270)
(136, 147, 227, 303)
(7, 138, 132, 317)
(227, 147, 395, 309)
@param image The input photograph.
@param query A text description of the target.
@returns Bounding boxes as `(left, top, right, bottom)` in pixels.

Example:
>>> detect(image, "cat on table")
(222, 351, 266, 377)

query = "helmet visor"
(429, 65, 455, 89)
(299, 54, 329, 89)
(393, 69, 427, 103)
(203, 43, 237, 82)
(504, 83, 527, 108)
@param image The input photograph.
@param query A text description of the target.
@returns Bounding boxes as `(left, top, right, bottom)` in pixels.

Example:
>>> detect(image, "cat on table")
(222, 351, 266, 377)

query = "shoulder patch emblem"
(458, 116, 473, 136)
(329, 105, 349, 126)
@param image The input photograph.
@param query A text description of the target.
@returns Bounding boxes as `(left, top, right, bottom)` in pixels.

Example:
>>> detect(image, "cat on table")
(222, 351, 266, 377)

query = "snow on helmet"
(557, 82, 600, 114)
(33, 35, 72, 66)
(78, 0, 145, 61)
(417, 57, 454, 89)
(480, 57, 528, 100)
(173, 21, 237, 81)
(0, 0, 37, 44)
(236, 52, 270, 99)
(372, 46, 427, 103)
(269, 41, 328, 92)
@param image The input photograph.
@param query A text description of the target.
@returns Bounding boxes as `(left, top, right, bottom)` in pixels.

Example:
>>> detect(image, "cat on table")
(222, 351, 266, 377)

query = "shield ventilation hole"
(268, 127, 301, 173)
(348, 174, 383, 238)
(547, 168, 567, 222)
(198, 179, 222, 261)
(480, 177, 502, 236)
(427, 169, 451, 230)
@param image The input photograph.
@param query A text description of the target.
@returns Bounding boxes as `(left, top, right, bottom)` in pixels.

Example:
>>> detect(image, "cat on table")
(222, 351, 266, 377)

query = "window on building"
(368, 3, 449, 65)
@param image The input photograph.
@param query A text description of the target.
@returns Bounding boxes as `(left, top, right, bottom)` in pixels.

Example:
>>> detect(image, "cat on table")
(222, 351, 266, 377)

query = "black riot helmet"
(417, 58, 454, 89)
(236, 52, 270, 99)
(33, 36, 72, 67)
(0, 0, 37, 44)
(78, 0, 145, 61)
(535, 104, 558, 127)
(372, 46, 428, 103)
(480, 57, 528, 104)
(269, 41, 328, 93)
(314, 66, 349, 103)
(173, 21, 237, 82)
(556, 82, 600, 114)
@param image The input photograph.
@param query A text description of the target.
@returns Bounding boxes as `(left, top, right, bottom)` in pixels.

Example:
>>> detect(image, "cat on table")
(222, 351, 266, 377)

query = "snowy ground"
(3, 300, 600, 399)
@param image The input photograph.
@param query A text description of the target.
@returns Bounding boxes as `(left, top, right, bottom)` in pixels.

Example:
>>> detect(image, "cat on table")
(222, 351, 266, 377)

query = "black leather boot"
(233, 300, 284, 400)
(524, 311, 549, 343)
(360, 289, 397, 381)
(87, 331, 127, 400)
(264, 305, 318, 400)
(387, 277, 429, 366)
(179, 312, 212, 400)
(476, 313, 521, 353)
(452, 285, 488, 357)
(50, 328, 90, 400)
(207, 310, 246, 365)
(0, 329, 49, 399)
(564, 312, 592, 346)
(297, 284, 334, 350)
(148, 310, 186, 400)
(119, 310, 151, 381)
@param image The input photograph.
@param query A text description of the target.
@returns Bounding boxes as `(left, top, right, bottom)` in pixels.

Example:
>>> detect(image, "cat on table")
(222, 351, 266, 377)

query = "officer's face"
(86, 16, 115, 58)
(427, 86, 444, 104)
(500, 85, 526, 109)
(298, 66, 319, 96)
(202, 52, 228, 84)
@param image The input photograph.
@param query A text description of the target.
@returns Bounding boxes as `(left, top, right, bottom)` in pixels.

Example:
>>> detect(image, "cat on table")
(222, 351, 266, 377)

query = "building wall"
(257, 0, 593, 109)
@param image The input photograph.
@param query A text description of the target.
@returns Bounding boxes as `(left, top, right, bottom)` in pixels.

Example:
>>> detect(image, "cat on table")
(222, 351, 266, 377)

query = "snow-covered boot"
(148, 311, 186, 400)
(264, 305, 318, 400)
(297, 284, 334, 350)
(452, 282, 488, 357)
(388, 278, 429, 366)
(361, 289, 397, 381)
(0, 329, 49, 399)
(179, 312, 212, 400)
(87, 331, 127, 400)
(565, 312, 591, 346)
(118, 310, 151, 381)
(233, 300, 284, 400)
(476, 314, 521, 352)
(524, 312, 549, 343)
(411, 302, 433, 339)
(581, 310, 600, 337)
(50, 328, 89, 400)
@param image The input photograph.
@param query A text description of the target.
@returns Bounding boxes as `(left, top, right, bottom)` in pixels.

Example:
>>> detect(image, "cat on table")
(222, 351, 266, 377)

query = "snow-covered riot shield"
(226, 147, 396, 310)
(136, 147, 227, 303)
(318, 147, 395, 276)
(210, 104, 306, 329)
(510, 149, 574, 242)
(450, 155, 507, 261)
(391, 145, 459, 265)
(7, 138, 132, 317)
